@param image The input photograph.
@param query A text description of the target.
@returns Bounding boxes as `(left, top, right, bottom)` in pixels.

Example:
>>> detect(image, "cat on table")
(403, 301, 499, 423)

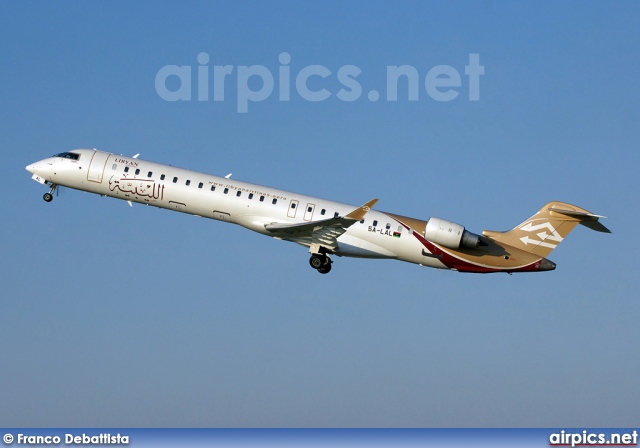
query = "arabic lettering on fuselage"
(108, 176, 164, 200)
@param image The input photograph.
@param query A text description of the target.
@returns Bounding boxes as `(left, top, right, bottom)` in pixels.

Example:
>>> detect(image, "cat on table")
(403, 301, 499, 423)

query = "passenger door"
(87, 151, 110, 183)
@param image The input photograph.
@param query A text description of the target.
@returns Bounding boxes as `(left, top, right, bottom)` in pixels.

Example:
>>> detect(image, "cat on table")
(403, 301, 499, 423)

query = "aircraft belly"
(393, 239, 449, 269)
(335, 234, 397, 258)
(233, 214, 274, 235)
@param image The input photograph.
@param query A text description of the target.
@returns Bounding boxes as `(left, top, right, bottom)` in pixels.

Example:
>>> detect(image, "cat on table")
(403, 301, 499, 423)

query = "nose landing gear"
(43, 183, 58, 202)
(309, 254, 332, 274)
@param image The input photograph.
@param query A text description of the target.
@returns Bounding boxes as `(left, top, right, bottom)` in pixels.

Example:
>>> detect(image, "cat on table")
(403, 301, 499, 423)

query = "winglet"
(345, 198, 378, 221)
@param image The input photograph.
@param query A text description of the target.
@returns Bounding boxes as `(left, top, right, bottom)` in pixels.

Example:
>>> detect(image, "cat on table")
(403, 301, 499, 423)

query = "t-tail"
(482, 201, 611, 258)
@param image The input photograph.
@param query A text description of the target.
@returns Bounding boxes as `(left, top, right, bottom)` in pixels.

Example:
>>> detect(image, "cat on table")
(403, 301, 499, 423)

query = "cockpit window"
(52, 152, 80, 160)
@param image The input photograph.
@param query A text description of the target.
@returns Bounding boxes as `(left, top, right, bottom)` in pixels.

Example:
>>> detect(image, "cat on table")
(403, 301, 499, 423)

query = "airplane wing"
(264, 198, 378, 251)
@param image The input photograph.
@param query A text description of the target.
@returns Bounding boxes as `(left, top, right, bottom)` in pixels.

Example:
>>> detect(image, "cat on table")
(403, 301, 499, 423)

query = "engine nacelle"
(424, 217, 483, 250)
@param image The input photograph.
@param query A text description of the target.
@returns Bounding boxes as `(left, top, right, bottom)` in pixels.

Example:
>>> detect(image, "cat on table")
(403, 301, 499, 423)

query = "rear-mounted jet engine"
(424, 217, 486, 249)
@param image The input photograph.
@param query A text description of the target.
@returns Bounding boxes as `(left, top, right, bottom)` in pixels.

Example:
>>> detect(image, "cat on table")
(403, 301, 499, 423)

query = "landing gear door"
(87, 151, 110, 183)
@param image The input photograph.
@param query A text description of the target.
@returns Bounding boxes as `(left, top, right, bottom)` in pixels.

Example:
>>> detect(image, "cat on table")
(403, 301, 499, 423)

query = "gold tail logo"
(483, 201, 610, 257)
(518, 219, 564, 250)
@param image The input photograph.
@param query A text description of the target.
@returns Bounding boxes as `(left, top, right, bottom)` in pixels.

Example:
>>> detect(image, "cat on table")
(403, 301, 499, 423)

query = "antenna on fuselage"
(225, 173, 232, 178)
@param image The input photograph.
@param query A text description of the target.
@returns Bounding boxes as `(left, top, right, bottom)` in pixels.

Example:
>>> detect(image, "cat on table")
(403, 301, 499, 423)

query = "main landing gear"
(309, 254, 332, 274)
(43, 183, 58, 202)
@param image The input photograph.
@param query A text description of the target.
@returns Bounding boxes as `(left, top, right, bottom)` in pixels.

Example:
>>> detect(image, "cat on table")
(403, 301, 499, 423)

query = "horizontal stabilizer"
(548, 207, 611, 233)
(580, 219, 611, 233)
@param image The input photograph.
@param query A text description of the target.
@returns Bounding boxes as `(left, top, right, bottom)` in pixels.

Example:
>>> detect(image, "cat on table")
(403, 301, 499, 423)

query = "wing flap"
(264, 198, 378, 251)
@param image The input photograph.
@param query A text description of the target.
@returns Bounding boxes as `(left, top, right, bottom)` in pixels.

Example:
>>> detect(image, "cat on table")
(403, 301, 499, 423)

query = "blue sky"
(1, 1, 639, 427)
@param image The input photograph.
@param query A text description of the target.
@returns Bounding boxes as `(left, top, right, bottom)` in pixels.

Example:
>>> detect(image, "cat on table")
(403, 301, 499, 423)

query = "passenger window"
(373, 220, 378, 227)
(147, 171, 152, 177)
(360, 219, 364, 224)
(334, 212, 339, 218)
(186, 180, 191, 186)
(135, 169, 140, 175)
(124, 167, 129, 173)
(386, 223, 390, 230)
(291, 203, 296, 209)
(198, 182, 203, 189)
(259, 196, 265, 202)
(308, 207, 312, 212)
(236, 191, 241, 197)
(248, 193, 253, 199)
(112, 164, 117, 170)
(173, 177, 178, 183)
(224, 188, 229, 194)
(321, 209, 326, 215)
(210, 185, 216, 191)
(272, 198, 277, 205)
(160, 174, 165, 180)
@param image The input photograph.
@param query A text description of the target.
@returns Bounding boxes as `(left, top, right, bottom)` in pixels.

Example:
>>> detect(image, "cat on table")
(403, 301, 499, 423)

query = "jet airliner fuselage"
(26, 149, 610, 274)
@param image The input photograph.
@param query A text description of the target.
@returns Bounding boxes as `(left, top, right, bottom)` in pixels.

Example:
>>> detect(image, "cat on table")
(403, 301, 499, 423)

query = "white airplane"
(26, 149, 610, 274)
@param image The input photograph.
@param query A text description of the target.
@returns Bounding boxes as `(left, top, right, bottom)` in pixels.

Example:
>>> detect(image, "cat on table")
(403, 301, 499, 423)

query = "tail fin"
(482, 201, 611, 257)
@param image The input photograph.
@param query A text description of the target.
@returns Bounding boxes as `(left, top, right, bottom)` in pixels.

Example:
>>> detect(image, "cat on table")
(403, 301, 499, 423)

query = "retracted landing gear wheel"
(43, 193, 53, 202)
(309, 254, 325, 269)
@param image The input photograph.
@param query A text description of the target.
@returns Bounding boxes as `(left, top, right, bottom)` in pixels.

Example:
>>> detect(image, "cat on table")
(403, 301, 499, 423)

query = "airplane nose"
(26, 163, 37, 174)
